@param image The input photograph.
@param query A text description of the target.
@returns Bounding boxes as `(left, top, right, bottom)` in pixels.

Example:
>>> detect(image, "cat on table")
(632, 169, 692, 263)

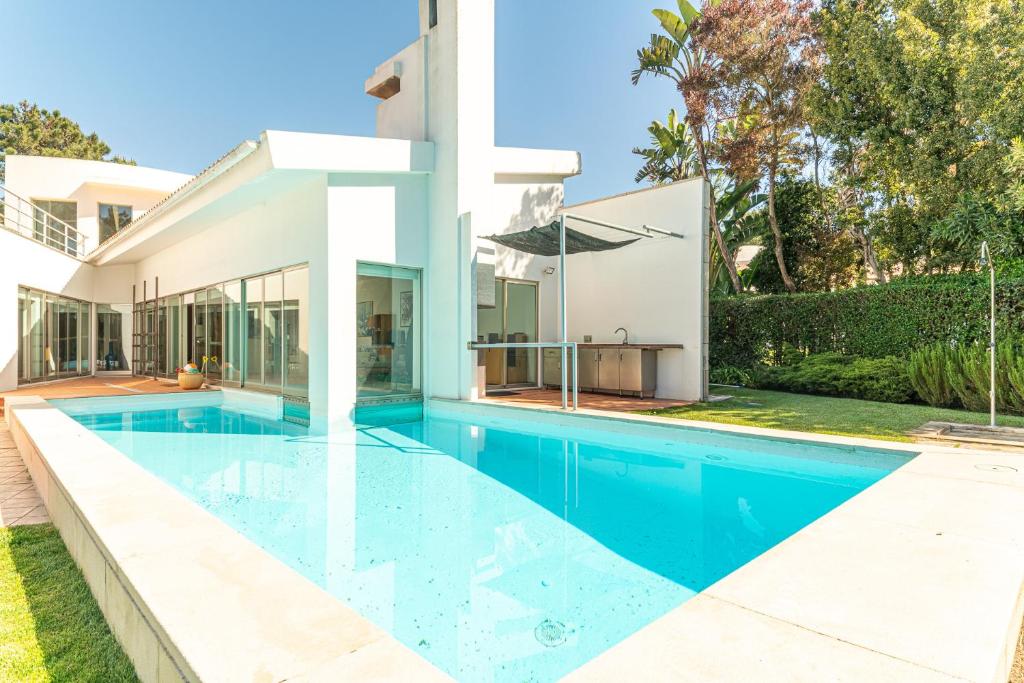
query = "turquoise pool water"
(58, 398, 909, 682)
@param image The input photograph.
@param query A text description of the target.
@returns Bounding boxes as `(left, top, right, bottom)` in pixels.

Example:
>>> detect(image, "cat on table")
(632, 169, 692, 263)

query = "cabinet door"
(619, 348, 643, 392)
(542, 348, 561, 386)
(578, 349, 599, 389)
(598, 349, 620, 392)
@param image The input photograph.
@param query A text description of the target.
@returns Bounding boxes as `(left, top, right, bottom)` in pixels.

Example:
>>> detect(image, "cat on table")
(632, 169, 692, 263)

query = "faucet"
(615, 327, 629, 345)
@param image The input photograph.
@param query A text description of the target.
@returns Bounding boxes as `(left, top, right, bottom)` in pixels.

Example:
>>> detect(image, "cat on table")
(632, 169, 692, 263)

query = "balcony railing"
(0, 184, 85, 259)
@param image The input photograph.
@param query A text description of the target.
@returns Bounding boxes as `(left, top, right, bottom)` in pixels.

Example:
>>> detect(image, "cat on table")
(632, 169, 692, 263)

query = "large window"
(98, 203, 132, 243)
(32, 200, 78, 255)
(17, 287, 89, 384)
(133, 265, 309, 399)
(356, 263, 421, 402)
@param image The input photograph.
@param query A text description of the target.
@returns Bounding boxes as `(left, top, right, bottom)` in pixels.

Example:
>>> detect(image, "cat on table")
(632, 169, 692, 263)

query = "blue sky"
(3, 1, 679, 203)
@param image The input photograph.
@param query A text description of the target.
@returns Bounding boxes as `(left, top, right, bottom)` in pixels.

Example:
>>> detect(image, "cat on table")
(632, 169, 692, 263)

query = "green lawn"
(643, 386, 1024, 442)
(0, 524, 137, 683)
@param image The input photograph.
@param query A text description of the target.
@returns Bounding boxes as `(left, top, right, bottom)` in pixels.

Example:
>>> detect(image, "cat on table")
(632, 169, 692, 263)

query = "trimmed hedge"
(711, 274, 1024, 369)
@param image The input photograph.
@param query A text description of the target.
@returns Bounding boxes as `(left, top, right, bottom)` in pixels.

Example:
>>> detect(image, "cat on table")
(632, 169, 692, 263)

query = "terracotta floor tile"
(481, 388, 694, 413)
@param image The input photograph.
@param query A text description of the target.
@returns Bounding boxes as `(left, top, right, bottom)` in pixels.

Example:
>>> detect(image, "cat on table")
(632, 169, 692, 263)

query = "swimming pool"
(56, 396, 910, 682)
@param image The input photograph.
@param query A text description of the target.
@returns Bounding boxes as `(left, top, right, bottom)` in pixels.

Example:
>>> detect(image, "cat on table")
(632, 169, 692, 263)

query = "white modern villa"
(6, 4, 1024, 683)
(0, 0, 709, 431)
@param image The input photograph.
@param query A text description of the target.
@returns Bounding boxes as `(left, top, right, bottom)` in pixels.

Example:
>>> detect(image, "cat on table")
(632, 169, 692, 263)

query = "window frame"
(97, 202, 134, 243)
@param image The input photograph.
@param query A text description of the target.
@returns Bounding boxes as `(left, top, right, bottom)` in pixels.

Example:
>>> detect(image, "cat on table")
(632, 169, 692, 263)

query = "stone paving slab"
(0, 423, 50, 527)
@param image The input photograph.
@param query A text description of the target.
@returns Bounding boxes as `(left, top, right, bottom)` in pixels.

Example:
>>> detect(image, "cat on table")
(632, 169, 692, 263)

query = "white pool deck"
(6, 393, 1024, 682)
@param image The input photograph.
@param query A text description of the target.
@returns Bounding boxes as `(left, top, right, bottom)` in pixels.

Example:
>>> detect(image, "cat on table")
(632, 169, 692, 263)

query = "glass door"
(476, 278, 539, 388)
(193, 289, 207, 371)
(356, 263, 422, 402)
(223, 281, 242, 385)
(206, 286, 223, 382)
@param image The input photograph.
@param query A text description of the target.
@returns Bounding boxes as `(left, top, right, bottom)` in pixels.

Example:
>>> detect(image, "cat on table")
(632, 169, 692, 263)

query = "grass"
(643, 386, 1024, 442)
(0, 523, 137, 683)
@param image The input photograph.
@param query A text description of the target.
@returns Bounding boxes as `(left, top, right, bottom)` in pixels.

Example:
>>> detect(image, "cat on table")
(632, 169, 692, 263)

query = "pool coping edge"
(4, 395, 450, 683)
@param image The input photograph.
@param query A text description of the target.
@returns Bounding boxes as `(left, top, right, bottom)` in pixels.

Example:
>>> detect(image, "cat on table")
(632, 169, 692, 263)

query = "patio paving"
(481, 387, 693, 412)
(0, 375, 205, 418)
(0, 423, 48, 527)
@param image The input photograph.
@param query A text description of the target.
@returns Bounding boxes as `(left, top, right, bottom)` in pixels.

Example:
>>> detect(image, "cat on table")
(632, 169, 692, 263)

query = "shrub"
(947, 344, 991, 412)
(910, 338, 1024, 414)
(1009, 353, 1024, 414)
(709, 365, 751, 386)
(748, 353, 916, 404)
(948, 340, 1024, 414)
(908, 344, 957, 408)
(711, 273, 1024, 369)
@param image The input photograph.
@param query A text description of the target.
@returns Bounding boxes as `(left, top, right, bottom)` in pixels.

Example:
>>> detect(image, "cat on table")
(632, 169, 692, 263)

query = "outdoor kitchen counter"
(575, 343, 685, 350)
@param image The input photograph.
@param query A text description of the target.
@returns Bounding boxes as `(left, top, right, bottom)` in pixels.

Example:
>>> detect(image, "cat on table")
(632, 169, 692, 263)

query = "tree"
(746, 175, 859, 292)
(692, 0, 821, 293)
(633, 0, 746, 294)
(711, 177, 767, 295)
(808, 0, 1024, 275)
(0, 101, 133, 182)
(632, 109, 700, 184)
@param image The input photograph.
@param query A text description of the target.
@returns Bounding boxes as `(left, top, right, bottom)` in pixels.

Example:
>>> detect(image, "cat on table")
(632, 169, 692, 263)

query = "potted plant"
(176, 363, 204, 390)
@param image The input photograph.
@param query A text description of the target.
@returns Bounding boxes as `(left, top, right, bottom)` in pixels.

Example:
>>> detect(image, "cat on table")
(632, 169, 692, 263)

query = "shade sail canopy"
(483, 220, 640, 256)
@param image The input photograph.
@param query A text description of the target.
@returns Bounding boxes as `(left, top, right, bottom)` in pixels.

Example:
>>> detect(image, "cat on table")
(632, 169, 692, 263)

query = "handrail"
(0, 184, 85, 259)
(467, 341, 578, 411)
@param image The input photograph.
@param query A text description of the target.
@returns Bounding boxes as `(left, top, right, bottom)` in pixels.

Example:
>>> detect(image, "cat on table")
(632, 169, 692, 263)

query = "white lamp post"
(980, 241, 996, 427)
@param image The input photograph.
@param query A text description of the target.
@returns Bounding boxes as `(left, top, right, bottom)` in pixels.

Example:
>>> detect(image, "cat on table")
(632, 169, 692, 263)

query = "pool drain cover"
(975, 464, 1017, 473)
(535, 619, 567, 648)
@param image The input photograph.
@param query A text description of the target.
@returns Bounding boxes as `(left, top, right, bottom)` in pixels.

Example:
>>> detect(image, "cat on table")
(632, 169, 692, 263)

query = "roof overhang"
(493, 147, 582, 180)
(88, 131, 435, 265)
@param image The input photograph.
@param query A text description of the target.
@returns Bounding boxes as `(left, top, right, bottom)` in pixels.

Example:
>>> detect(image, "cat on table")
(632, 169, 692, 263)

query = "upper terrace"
(0, 156, 190, 259)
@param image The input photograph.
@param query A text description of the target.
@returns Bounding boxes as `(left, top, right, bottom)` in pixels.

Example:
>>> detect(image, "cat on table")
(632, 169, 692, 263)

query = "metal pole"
(981, 241, 995, 427)
(572, 342, 579, 411)
(991, 260, 996, 427)
(559, 215, 568, 410)
(154, 276, 159, 381)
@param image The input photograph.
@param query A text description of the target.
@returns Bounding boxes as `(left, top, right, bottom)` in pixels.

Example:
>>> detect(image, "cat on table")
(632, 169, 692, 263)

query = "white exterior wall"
(0, 231, 95, 390)
(563, 179, 710, 400)
(481, 177, 566, 373)
(125, 170, 429, 431)
(369, 38, 427, 142)
(3, 156, 189, 253)
(326, 174, 429, 427)
(420, 0, 496, 404)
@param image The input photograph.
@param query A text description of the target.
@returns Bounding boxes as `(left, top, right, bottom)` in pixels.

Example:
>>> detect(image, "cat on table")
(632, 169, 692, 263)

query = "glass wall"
(283, 268, 309, 398)
(17, 286, 89, 384)
(223, 281, 243, 384)
(245, 277, 264, 386)
(129, 265, 310, 398)
(263, 273, 283, 389)
(356, 263, 421, 401)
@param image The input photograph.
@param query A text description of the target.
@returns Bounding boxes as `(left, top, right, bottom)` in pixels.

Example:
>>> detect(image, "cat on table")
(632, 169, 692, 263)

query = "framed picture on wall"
(400, 291, 413, 327)
(357, 301, 374, 336)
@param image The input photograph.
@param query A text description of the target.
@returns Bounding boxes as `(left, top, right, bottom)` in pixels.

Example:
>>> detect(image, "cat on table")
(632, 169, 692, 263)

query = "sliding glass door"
(356, 263, 421, 402)
(125, 265, 309, 398)
(476, 278, 539, 388)
(96, 304, 130, 372)
(17, 286, 89, 384)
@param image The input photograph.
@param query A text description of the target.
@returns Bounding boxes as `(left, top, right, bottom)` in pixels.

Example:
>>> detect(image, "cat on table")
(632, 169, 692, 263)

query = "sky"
(2, 1, 680, 204)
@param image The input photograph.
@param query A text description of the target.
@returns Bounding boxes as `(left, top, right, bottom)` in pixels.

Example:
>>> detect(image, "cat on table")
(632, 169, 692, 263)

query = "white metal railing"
(0, 184, 85, 258)
(468, 341, 579, 411)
